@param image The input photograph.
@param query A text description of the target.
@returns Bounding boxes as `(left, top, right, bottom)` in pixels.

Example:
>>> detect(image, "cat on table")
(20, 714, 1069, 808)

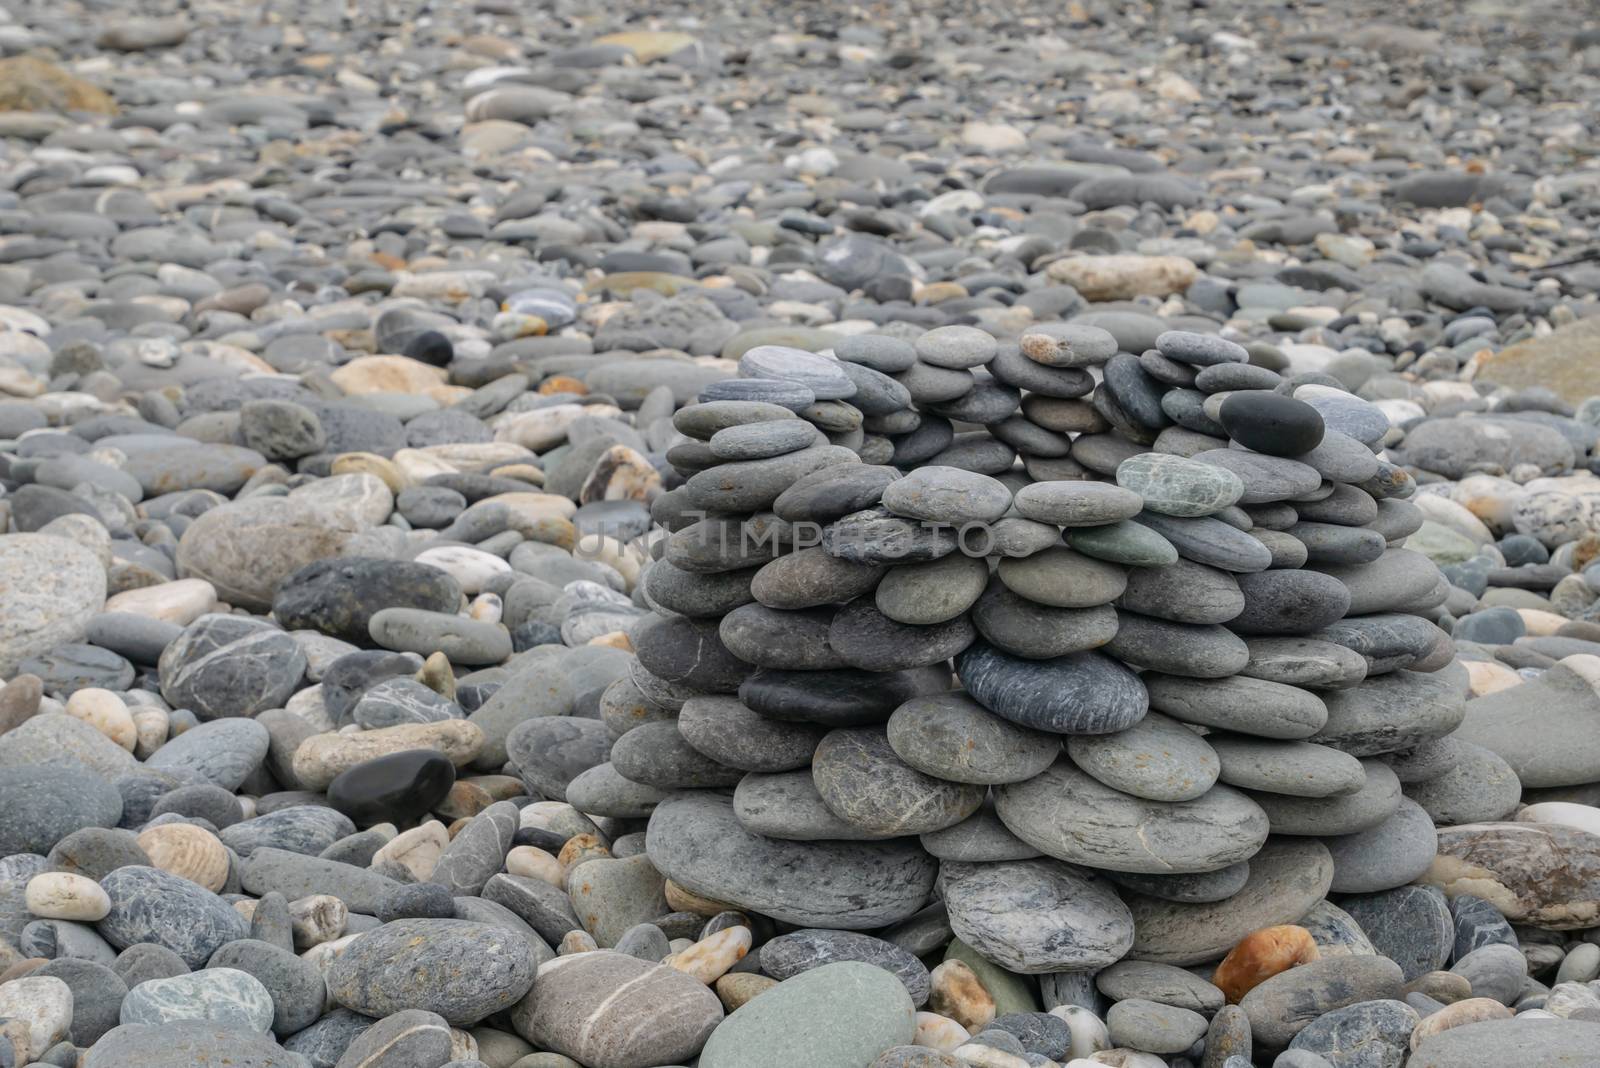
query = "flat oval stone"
(774, 465, 901, 523)
(646, 794, 937, 929)
(734, 769, 897, 842)
(920, 800, 1042, 863)
(146, 718, 270, 790)
(751, 548, 885, 611)
(739, 667, 925, 727)
(823, 507, 960, 565)
(996, 758, 1269, 874)
(1117, 453, 1244, 517)
(956, 641, 1148, 734)
(718, 603, 842, 671)
(1339, 885, 1452, 981)
(1325, 797, 1438, 893)
(1146, 673, 1329, 739)
(1067, 520, 1180, 566)
(811, 727, 985, 836)
(827, 598, 976, 672)
(971, 584, 1121, 659)
(1240, 956, 1403, 1047)
(940, 858, 1134, 973)
(1409, 1018, 1600, 1068)
(1251, 760, 1402, 835)
(684, 444, 860, 513)
(698, 961, 914, 1068)
(874, 554, 988, 625)
(158, 614, 307, 721)
(1192, 449, 1323, 504)
(739, 345, 856, 400)
(1126, 838, 1334, 965)
(1066, 711, 1221, 802)
(219, 805, 354, 858)
(880, 465, 1013, 525)
(325, 919, 536, 1025)
(98, 865, 248, 967)
(1311, 662, 1467, 756)
(887, 693, 1058, 785)
(1096, 960, 1226, 1014)
(677, 695, 822, 773)
(1240, 637, 1368, 689)
(1102, 612, 1250, 678)
(1157, 331, 1248, 366)
(1117, 559, 1244, 625)
(506, 715, 610, 801)
(1208, 735, 1368, 797)
(328, 750, 456, 827)
(634, 614, 755, 691)
(612, 721, 743, 789)
(119, 967, 274, 1032)
(272, 558, 461, 646)
(84, 1020, 311, 1068)
(997, 547, 1127, 608)
(1220, 392, 1326, 457)
(762, 929, 931, 1004)
(1229, 570, 1352, 635)
(1013, 481, 1143, 526)
(1133, 513, 1273, 573)
(514, 951, 724, 1066)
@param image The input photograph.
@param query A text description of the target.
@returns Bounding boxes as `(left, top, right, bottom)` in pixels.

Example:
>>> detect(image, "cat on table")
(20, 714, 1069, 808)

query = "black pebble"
(1219, 391, 1325, 456)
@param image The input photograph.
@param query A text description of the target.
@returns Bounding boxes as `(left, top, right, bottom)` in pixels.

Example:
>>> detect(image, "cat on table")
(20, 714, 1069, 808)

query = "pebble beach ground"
(1, 0, 1599, 1065)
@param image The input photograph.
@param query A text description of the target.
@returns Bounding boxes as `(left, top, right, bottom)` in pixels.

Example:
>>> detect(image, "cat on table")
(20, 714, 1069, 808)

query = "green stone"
(721, 327, 837, 360)
(1403, 520, 1480, 565)
(1067, 520, 1180, 567)
(944, 937, 1040, 1016)
(699, 962, 916, 1068)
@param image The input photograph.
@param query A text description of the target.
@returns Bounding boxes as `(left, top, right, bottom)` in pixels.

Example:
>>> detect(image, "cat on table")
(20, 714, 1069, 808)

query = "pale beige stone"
(506, 845, 564, 888)
(1045, 255, 1198, 301)
(293, 721, 484, 790)
(63, 688, 136, 751)
(290, 895, 348, 950)
(0, 976, 70, 1059)
(929, 958, 996, 1031)
(104, 577, 216, 624)
(371, 821, 449, 881)
(137, 823, 230, 892)
(24, 872, 110, 921)
(331, 355, 448, 395)
(914, 1010, 971, 1053)
(666, 927, 751, 984)
(132, 707, 169, 759)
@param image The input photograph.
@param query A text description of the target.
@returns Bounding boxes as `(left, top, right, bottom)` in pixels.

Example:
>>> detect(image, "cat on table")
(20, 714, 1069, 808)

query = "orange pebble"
(1212, 924, 1320, 1003)
(539, 375, 589, 395)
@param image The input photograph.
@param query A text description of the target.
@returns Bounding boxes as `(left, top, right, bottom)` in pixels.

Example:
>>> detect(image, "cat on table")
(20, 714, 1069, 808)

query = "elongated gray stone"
(940, 859, 1134, 973)
(996, 758, 1269, 874)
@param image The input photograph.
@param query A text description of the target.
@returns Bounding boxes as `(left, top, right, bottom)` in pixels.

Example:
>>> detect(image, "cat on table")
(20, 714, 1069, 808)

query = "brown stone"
(927, 959, 996, 1032)
(1423, 821, 1600, 929)
(715, 972, 777, 1012)
(1211, 925, 1320, 1004)
(1409, 997, 1512, 1050)
(0, 57, 116, 115)
(1476, 317, 1600, 405)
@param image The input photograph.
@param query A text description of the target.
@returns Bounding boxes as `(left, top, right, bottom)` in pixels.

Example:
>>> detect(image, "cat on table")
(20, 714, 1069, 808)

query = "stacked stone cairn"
(517, 322, 1510, 1062)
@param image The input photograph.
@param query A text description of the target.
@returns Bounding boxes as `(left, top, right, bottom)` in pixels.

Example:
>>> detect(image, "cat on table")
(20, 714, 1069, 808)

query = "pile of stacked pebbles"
(578, 323, 1472, 996)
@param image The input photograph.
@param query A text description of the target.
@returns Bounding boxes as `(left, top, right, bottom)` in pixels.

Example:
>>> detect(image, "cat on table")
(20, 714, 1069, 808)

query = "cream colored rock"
(1517, 802, 1600, 838)
(137, 822, 230, 892)
(414, 545, 512, 595)
(330, 452, 409, 493)
(578, 444, 661, 504)
(1408, 996, 1512, 1049)
(953, 1043, 1030, 1068)
(132, 707, 170, 759)
(371, 821, 450, 881)
(412, 442, 536, 472)
(24, 872, 110, 922)
(293, 721, 484, 790)
(331, 355, 448, 396)
(289, 895, 348, 950)
(914, 1010, 970, 1053)
(560, 930, 599, 955)
(505, 845, 564, 887)
(666, 926, 751, 984)
(1465, 658, 1522, 696)
(1045, 255, 1198, 301)
(0, 976, 71, 1059)
(1086, 1052, 1166, 1068)
(448, 1028, 479, 1060)
(1517, 608, 1570, 636)
(63, 687, 137, 751)
(495, 403, 623, 451)
(664, 879, 740, 917)
(468, 593, 503, 624)
(1052, 1005, 1112, 1060)
(103, 578, 217, 624)
(593, 29, 696, 61)
(960, 121, 1027, 153)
